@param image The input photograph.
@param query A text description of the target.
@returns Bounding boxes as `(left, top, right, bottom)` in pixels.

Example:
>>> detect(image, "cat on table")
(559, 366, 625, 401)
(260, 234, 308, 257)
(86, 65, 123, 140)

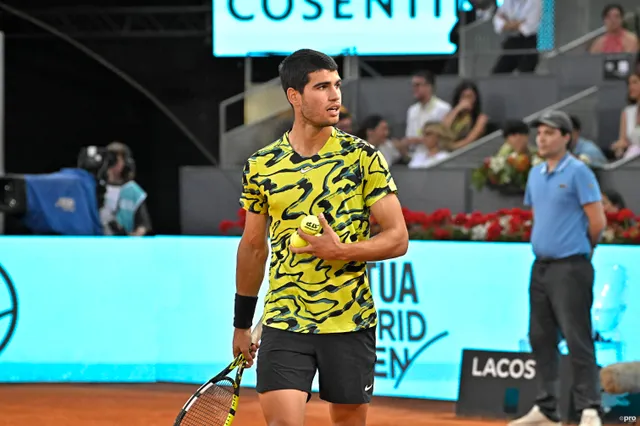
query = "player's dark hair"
(602, 3, 624, 19)
(412, 70, 435, 87)
(278, 49, 338, 94)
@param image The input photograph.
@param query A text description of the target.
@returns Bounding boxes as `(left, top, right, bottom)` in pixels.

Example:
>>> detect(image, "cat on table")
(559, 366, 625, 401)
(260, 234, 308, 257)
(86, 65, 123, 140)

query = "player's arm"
(292, 149, 408, 261)
(233, 215, 268, 365)
(235, 211, 269, 306)
(233, 158, 268, 365)
(339, 149, 408, 261)
(234, 158, 269, 330)
(339, 193, 408, 262)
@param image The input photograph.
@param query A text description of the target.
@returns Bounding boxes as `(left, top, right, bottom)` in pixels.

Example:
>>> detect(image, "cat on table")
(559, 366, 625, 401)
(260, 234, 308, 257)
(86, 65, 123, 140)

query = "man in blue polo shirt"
(509, 111, 606, 426)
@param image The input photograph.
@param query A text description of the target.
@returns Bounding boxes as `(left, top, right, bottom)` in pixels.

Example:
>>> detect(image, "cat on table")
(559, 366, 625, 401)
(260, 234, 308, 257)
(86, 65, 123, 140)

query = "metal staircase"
(218, 77, 291, 168)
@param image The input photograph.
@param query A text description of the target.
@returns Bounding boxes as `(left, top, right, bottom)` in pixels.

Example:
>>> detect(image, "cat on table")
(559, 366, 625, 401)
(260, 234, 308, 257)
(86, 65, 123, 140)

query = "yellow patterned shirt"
(239, 127, 397, 334)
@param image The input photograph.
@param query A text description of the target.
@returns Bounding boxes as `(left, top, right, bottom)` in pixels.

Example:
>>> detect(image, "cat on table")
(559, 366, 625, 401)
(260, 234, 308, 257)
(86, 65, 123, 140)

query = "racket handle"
(251, 322, 263, 344)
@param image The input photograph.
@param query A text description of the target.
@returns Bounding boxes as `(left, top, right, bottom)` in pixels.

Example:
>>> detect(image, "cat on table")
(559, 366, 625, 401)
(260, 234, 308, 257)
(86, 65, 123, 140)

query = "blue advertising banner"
(211, 0, 556, 57)
(0, 237, 636, 402)
(213, 0, 460, 56)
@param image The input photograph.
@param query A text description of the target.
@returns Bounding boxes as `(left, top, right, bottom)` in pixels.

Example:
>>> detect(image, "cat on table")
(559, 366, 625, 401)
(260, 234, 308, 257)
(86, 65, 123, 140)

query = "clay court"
(1, 384, 629, 425)
(0, 383, 508, 426)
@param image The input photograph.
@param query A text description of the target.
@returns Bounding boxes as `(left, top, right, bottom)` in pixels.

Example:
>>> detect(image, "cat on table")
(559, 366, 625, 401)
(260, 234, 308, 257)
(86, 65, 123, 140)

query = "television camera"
(0, 146, 125, 235)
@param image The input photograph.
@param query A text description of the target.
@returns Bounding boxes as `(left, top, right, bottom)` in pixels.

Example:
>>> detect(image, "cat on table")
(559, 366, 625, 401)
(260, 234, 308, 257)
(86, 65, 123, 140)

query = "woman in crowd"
(357, 114, 410, 166)
(100, 142, 152, 236)
(408, 122, 453, 168)
(589, 4, 638, 54)
(442, 80, 489, 150)
(611, 70, 640, 159)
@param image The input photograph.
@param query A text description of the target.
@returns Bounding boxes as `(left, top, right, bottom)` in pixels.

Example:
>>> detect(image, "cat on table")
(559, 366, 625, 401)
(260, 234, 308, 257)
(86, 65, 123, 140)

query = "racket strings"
(179, 379, 235, 426)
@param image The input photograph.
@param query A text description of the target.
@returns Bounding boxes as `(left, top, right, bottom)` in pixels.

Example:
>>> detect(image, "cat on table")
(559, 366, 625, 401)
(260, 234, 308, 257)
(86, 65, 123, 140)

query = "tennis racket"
(173, 322, 263, 426)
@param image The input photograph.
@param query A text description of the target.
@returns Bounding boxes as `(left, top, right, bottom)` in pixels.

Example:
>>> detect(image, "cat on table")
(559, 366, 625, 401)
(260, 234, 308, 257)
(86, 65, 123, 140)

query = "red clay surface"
(0, 384, 625, 425)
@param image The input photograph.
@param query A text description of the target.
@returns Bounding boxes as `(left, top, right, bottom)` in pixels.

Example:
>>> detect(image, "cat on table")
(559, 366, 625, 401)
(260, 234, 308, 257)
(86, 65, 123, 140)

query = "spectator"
(497, 120, 532, 156)
(356, 115, 409, 166)
(405, 71, 451, 143)
(601, 189, 626, 213)
(442, 80, 489, 150)
(569, 115, 608, 168)
(470, 0, 497, 21)
(408, 122, 453, 168)
(491, 0, 542, 74)
(589, 4, 639, 54)
(99, 142, 152, 236)
(610, 70, 640, 159)
(336, 106, 354, 134)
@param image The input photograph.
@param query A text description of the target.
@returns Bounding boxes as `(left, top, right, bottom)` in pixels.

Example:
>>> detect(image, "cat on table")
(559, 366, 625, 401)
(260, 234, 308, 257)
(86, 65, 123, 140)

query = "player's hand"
(232, 327, 259, 368)
(290, 214, 344, 260)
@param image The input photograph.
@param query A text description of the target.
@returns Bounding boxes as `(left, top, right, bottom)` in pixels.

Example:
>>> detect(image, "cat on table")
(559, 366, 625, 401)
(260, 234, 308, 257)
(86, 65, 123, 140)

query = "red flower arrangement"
(386, 207, 533, 242)
(219, 207, 640, 245)
(603, 208, 640, 244)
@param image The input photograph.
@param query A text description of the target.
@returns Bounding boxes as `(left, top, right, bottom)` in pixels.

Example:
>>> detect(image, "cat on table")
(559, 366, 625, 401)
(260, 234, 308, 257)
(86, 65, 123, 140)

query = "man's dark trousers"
(492, 34, 539, 73)
(529, 254, 601, 421)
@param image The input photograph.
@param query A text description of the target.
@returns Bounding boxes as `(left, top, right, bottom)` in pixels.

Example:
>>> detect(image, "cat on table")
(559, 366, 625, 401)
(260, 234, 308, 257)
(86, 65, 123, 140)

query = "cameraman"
(100, 142, 152, 236)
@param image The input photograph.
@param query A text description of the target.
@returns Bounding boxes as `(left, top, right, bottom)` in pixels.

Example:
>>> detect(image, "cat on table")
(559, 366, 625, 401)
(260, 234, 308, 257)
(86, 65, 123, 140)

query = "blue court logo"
(368, 261, 449, 389)
(0, 263, 18, 356)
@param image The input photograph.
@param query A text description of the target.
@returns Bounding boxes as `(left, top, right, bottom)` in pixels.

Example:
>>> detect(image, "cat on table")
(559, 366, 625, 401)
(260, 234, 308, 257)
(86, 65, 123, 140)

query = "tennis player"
(232, 48, 409, 426)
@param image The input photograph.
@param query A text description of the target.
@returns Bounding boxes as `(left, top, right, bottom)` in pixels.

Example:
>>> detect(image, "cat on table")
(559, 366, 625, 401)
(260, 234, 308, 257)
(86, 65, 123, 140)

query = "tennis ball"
(300, 215, 321, 235)
(290, 232, 308, 248)
(290, 215, 321, 249)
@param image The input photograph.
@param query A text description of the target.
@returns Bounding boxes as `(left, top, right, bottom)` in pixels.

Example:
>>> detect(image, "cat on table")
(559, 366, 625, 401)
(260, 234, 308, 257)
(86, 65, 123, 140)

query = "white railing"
(603, 153, 640, 170)
(521, 86, 599, 120)
(544, 28, 605, 58)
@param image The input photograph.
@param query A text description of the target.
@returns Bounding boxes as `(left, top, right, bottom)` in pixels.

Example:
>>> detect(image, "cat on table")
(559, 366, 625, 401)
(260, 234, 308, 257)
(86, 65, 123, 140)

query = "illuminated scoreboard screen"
(212, 0, 493, 57)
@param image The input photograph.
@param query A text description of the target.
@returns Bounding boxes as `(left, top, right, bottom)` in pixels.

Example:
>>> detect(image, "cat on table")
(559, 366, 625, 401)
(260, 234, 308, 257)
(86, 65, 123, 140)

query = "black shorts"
(256, 325, 377, 404)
